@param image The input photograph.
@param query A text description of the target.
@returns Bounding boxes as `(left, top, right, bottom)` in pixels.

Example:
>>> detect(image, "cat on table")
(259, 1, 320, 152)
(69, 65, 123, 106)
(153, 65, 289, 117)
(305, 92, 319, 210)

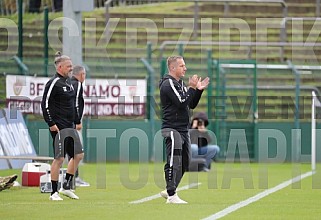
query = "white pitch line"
(202, 171, 315, 220)
(129, 182, 202, 204)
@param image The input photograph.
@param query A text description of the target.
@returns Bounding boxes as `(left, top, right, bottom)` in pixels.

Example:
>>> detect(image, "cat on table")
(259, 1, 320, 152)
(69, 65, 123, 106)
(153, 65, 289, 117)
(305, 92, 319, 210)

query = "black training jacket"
(41, 73, 76, 129)
(159, 74, 203, 132)
(71, 76, 84, 125)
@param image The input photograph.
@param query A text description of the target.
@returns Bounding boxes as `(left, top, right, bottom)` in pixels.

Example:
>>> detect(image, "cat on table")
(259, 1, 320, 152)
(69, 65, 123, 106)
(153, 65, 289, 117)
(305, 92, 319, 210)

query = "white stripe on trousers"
(169, 131, 174, 167)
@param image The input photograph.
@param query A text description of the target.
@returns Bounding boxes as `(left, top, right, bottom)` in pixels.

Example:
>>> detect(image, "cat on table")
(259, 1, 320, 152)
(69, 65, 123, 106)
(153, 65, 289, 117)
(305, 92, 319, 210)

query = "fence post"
(213, 59, 221, 147)
(141, 43, 156, 161)
(148, 53, 155, 162)
(223, 2, 229, 17)
(18, 0, 23, 62)
(146, 42, 152, 120)
(12, 55, 28, 75)
(193, 0, 199, 39)
(253, 61, 258, 162)
(147, 42, 152, 63)
(105, 0, 111, 21)
(178, 43, 184, 56)
(83, 63, 91, 78)
(44, 7, 49, 77)
(160, 57, 167, 77)
(280, 2, 288, 62)
(207, 49, 213, 123)
(287, 60, 300, 131)
(287, 60, 301, 162)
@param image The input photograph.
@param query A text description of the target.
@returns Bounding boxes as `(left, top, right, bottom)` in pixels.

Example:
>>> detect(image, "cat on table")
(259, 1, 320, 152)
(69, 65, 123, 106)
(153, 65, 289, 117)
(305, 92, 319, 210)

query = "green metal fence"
(209, 59, 258, 160)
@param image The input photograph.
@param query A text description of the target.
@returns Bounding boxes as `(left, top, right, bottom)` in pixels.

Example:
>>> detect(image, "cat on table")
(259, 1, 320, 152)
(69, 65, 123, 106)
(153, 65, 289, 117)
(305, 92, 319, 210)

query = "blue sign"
(0, 108, 36, 169)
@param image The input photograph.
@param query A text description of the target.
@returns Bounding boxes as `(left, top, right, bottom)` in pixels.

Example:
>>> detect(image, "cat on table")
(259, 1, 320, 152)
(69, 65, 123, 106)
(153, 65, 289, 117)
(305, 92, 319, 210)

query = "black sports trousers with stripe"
(162, 129, 191, 196)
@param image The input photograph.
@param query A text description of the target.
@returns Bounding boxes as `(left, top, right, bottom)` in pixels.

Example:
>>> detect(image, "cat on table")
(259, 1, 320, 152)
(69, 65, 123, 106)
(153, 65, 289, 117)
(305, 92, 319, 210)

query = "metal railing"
(159, 40, 321, 63)
(280, 17, 321, 61)
(12, 55, 28, 75)
(2, 0, 320, 16)
(280, 16, 317, 36)
(104, 0, 288, 39)
(191, 0, 287, 38)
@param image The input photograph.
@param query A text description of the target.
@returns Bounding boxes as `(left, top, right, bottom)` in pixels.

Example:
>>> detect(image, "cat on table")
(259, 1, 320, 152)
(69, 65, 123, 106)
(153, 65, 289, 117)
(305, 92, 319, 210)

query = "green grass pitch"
(1, 163, 321, 219)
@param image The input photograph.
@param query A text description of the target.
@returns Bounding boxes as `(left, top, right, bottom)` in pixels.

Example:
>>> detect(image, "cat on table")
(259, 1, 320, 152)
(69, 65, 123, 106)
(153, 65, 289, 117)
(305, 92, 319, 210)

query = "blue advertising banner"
(0, 108, 36, 169)
(0, 110, 10, 169)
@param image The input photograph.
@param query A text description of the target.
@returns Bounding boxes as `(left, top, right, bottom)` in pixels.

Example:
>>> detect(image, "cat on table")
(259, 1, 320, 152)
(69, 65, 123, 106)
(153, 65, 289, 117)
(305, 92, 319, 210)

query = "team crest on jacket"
(63, 86, 67, 92)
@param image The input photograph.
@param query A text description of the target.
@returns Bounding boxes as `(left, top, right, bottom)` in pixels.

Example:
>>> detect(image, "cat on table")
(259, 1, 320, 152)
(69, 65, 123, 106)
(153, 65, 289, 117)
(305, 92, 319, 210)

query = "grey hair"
(72, 65, 85, 75)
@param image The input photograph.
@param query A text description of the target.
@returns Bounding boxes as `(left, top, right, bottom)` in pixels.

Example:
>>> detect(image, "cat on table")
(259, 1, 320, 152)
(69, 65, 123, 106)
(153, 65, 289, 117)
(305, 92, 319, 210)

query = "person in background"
(41, 52, 84, 201)
(190, 112, 220, 171)
(70, 65, 90, 187)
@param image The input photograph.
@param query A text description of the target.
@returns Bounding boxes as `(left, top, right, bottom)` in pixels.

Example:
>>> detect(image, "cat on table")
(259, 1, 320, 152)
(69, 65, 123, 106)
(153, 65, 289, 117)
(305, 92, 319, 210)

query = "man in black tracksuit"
(159, 56, 209, 204)
(69, 65, 90, 187)
(71, 66, 85, 129)
(41, 52, 84, 201)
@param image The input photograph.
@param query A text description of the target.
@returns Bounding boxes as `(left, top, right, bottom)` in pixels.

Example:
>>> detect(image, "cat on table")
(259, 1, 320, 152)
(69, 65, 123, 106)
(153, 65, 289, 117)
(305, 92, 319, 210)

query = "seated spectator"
(190, 112, 220, 171)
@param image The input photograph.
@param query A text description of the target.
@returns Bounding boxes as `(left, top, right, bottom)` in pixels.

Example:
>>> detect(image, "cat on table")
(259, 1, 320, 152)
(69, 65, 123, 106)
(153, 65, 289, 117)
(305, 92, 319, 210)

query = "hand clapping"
(197, 76, 210, 90)
(188, 74, 199, 89)
(189, 75, 210, 90)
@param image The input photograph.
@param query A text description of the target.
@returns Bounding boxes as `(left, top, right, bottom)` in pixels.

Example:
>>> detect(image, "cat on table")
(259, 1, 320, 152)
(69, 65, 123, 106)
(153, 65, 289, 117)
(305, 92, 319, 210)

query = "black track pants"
(162, 129, 191, 195)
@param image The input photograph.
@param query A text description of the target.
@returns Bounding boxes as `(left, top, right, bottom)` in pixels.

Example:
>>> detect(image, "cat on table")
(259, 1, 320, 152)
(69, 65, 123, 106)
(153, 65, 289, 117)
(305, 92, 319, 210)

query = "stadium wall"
(26, 119, 321, 163)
